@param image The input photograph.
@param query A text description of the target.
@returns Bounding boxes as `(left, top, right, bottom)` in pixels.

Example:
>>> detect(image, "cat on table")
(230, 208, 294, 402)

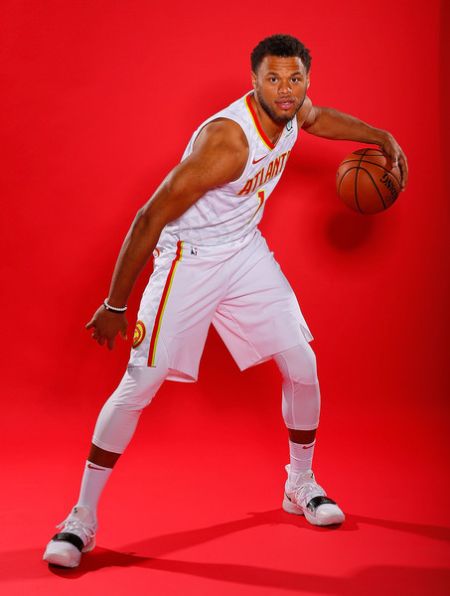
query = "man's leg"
(75, 360, 169, 517)
(273, 342, 320, 473)
(43, 354, 169, 567)
(273, 342, 345, 526)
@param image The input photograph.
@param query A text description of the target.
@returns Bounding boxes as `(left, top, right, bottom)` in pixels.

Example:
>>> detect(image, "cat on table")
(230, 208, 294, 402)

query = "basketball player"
(43, 34, 408, 568)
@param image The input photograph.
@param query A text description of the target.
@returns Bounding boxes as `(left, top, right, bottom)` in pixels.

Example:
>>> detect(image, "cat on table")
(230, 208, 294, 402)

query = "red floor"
(2, 353, 449, 596)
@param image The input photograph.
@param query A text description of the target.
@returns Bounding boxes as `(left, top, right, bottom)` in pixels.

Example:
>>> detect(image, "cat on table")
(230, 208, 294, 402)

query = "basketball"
(336, 148, 402, 214)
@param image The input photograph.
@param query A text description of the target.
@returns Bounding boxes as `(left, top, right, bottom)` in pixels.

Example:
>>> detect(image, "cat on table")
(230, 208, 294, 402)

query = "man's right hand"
(85, 305, 128, 350)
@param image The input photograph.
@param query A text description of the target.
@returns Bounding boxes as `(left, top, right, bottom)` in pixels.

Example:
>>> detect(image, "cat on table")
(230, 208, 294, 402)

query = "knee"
(275, 343, 319, 386)
(108, 363, 168, 412)
(293, 345, 318, 385)
(275, 344, 321, 430)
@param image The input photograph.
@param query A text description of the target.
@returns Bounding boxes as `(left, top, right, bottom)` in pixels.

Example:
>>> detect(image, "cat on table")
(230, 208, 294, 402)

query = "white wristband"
(103, 299, 127, 313)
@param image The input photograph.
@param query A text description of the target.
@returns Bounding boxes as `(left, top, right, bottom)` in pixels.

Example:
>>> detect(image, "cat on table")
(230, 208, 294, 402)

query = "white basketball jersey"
(158, 91, 299, 246)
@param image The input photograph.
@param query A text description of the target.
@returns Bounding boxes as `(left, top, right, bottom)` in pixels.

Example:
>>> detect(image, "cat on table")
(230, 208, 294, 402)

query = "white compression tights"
(92, 341, 320, 455)
(273, 342, 321, 431)
(92, 348, 170, 454)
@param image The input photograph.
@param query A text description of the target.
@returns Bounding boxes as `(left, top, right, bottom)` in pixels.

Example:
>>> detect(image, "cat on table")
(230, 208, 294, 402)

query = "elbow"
(134, 207, 145, 222)
(132, 207, 149, 229)
(132, 171, 189, 234)
(131, 206, 157, 236)
(133, 199, 169, 235)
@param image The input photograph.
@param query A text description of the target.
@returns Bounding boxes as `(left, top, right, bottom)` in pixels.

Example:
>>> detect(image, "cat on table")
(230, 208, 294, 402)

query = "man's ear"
(251, 71, 257, 89)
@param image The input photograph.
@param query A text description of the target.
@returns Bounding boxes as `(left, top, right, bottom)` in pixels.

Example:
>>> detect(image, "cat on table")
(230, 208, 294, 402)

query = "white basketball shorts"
(129, 228, 313, 383)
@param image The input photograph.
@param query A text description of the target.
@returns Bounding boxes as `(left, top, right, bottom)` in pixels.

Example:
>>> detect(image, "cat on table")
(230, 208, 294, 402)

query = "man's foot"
(43, 505, 97, 568)
(282, 464, 345, 526)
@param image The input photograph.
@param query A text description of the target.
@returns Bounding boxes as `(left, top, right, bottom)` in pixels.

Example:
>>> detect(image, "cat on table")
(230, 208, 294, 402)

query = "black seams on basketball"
(336, 148, 402, 214)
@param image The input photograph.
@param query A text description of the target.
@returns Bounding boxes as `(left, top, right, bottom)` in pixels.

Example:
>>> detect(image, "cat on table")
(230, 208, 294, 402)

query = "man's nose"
(278, 80, 292, 94)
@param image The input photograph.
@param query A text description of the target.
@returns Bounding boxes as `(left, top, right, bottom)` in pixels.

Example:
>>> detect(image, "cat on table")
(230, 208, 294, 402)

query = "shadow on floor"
(4, 509, 450, 594)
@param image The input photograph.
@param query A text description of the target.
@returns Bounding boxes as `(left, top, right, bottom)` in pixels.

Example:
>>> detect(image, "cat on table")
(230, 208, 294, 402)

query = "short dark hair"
(251, 34, 312, 73)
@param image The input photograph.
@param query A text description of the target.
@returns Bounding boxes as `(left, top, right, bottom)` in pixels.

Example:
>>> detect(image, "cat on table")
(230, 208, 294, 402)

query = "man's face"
(252, 55, 310, 125)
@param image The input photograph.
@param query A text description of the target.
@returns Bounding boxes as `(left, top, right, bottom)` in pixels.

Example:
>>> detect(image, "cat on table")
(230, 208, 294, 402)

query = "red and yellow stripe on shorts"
(147, 240, 184, 367)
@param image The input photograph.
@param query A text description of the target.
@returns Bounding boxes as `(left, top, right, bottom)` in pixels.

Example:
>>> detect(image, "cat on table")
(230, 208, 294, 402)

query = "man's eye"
(269, 77, 278, 83)
(291, 78, 300, 83)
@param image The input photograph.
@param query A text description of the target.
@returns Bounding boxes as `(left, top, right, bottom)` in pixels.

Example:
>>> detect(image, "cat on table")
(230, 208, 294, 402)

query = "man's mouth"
(276, 99, 295, 111)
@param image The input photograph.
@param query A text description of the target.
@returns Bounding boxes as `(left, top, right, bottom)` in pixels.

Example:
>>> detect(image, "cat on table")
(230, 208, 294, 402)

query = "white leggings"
(92, 342, 320, 454)
(273, 342, 321, 431)
(92, 345, 170, 453)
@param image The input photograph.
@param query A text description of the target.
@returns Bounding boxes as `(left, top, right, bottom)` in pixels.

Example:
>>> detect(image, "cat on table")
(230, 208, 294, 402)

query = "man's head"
(251, 34, 312, 125)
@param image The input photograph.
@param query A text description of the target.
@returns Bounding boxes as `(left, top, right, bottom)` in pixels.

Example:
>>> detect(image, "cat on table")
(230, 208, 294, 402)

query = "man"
(43, 34, 408, 568)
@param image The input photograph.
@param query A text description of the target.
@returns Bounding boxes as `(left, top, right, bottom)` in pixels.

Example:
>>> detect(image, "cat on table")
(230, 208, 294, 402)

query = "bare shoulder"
(297, 96, 317, 129)
(193, 117, 248, 153)
(187, 117, 248, 182)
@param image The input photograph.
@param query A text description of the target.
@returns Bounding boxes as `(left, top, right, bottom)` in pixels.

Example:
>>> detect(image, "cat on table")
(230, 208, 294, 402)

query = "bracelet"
(103, 299, 127, 313)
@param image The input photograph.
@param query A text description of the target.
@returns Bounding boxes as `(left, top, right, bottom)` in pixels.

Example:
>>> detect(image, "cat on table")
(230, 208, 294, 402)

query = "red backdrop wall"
(1, 2, 450, 592)
(1, 1, 448, 474)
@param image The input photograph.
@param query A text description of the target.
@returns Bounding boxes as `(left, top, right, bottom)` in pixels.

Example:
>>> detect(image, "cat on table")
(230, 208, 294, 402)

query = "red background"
(1, 1, 449, 594)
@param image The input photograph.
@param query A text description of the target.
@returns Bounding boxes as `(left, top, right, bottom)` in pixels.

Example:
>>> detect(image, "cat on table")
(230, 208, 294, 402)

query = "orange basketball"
(336, 148, 402, 214)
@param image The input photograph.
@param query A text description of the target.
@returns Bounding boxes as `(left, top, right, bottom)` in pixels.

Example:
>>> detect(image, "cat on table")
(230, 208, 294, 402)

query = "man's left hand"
(379, 133, 409, 190)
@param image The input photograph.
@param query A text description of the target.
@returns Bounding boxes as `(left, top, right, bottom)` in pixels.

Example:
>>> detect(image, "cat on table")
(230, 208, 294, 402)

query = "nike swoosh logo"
(87, 463, 106, 471)
(302, 444, 315, 450)
(252, 155, 268, 164)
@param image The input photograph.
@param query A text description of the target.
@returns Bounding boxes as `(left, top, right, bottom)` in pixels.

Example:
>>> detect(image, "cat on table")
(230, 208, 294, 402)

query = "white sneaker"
(282, 464, 345, 526)
(43, 506, 97, 568)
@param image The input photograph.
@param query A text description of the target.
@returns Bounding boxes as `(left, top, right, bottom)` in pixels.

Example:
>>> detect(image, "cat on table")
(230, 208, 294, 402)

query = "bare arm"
(86, 119, 248, 349)
(297, 96, 409, 189)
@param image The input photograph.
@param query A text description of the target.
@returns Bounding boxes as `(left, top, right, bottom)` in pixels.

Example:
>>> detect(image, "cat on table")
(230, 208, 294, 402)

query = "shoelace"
(291, 477, 326, 508)
(56, 515, 95, 545)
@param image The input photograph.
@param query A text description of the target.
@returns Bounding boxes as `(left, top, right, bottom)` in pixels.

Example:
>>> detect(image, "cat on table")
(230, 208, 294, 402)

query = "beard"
(256, 88, 307, 125)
